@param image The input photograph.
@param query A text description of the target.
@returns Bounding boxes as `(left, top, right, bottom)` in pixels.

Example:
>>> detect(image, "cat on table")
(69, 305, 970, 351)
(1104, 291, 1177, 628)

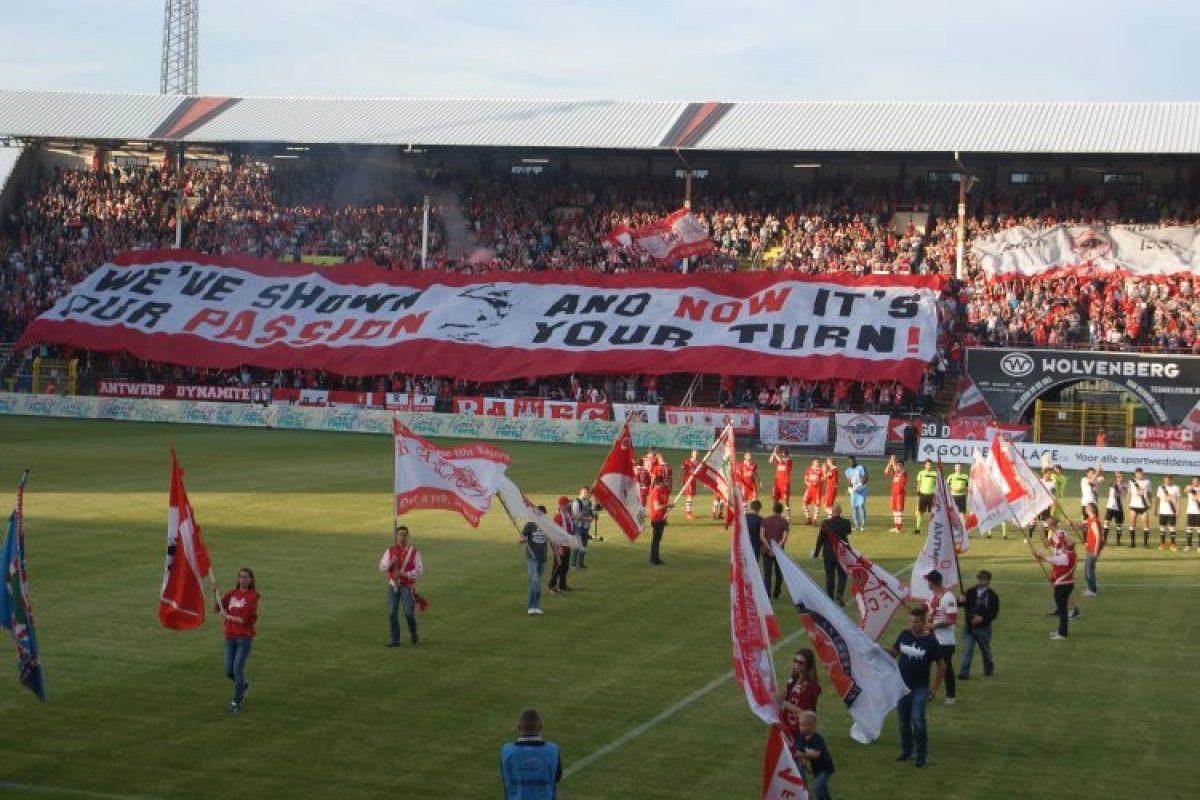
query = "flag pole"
(671, 423, 731, 508)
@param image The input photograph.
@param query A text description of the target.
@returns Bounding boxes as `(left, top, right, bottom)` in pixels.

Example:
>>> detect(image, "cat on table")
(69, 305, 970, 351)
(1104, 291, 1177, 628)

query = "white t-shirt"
(1157, 484, 1181, 516)
(1128, 478, 1152, 511)
(924, 590, 958, 647)
(1187, 485, 1200, 516)
(1080, 476, 1099, 508)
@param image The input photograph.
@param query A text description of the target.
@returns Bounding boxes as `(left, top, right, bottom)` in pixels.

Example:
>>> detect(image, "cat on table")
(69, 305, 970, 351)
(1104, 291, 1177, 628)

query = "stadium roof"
(1, 90, 1199, 154)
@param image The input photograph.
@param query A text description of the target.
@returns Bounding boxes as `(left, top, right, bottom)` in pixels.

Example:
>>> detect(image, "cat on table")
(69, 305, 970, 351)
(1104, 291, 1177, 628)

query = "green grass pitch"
(0, 416, 1196, 799)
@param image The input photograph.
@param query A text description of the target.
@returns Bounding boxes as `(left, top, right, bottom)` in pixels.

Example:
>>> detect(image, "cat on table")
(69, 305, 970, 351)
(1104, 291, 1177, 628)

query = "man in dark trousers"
(812, 503, 852, 606)
(760, 501, 790, 599)
(902, 419, 920, 463)
(957, 569, 999, 679)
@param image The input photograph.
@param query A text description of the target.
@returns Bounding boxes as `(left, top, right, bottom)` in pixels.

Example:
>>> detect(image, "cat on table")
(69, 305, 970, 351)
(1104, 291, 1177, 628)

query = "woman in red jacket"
(216, 567, 259, 713)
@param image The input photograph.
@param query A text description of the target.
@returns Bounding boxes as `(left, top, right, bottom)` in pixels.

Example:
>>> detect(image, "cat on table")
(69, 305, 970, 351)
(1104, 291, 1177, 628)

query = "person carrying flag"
(215, 567, 259, 713)
(648, 475, 671, 565)
(884, 456, 908, 532)
(549, 496, 573, 594)
(1082, 506, 1103, 597)
(380, 526, 424, 647)
(519, 509, 549, 615)
(1035, 530, 1077, 640)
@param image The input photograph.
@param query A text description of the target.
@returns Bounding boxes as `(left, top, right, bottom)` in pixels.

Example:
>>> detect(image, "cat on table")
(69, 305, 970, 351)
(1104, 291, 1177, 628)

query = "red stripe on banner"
(396, 488, 483, 527)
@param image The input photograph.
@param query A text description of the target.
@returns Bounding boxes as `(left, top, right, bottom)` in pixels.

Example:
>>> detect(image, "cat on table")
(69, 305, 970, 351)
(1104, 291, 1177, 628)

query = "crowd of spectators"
(3, 154, 1200, 404)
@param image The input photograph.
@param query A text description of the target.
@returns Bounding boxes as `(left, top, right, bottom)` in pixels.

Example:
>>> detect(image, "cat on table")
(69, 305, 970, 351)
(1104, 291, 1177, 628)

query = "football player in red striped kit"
(769, 446, 794, 520)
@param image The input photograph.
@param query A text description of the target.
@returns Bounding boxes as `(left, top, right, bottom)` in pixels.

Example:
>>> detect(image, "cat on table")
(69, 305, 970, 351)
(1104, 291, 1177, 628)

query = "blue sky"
(0, 0, 1196, 102)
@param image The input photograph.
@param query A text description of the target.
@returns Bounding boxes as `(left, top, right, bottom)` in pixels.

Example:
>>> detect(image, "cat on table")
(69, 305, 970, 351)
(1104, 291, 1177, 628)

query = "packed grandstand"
(1, 94, 1198, 422)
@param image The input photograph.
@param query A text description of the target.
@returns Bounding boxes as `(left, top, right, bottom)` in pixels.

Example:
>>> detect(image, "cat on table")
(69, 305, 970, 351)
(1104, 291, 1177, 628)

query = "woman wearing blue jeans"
(216, 567, 259, 713)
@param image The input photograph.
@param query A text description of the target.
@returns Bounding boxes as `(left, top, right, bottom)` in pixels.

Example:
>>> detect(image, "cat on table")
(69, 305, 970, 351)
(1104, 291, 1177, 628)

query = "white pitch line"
(0, 781, 166, 800)
(995, 580, 1200, 588)
(566, 562, 916, 779)
(563, 628, 807, 779)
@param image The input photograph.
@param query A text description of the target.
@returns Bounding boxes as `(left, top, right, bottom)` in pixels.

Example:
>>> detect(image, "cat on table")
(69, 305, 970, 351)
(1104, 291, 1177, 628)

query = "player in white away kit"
(1080, 466, 1103, 518)
(1103, 471, 1126, 547)
(1157, 475, 1182, 551)
(1127, 468, 1152, 549)
(1185, 477, 1200, 552)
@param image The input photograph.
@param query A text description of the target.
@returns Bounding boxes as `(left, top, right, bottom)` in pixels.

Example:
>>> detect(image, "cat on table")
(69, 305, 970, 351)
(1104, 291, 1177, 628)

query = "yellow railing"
(1032, 400, 1134, 446)
(31, 357, 78, 395)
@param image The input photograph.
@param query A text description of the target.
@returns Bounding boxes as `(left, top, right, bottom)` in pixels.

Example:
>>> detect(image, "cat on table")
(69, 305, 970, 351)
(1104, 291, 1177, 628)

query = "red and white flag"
(762, 725, 810, 800)
(910, 472, 962, 601)
(159, 449, 213, 630)
(628, 208, 716, 264)
(989, 436, 1052, 528)
(772, 543, 908, 744)
(602, 224, 634, 250)
(967, 448, 1009, 533)
(590, 422, 646, 543)
(493, 475, 581, 551)
(730, 486, 781, 725)
(827, 534, 909, 642)
(393, 419, 510, 527)
(954, 377, 993, 418)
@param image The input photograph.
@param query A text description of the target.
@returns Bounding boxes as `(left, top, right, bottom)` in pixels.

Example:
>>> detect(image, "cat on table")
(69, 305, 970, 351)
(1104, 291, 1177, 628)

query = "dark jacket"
(813, 515, 851, 565)
(960, 585, 999, 629)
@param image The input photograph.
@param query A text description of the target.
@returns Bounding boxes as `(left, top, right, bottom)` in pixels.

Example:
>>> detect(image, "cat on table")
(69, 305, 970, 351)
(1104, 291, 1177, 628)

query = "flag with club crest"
(826, 533, 909, 642)
(393, 419, 510, 527)
(159, 450, 213, 631)
(910, 472, 962, 602)
(772, 543, 908, 743)
(730, 486, 781, 725)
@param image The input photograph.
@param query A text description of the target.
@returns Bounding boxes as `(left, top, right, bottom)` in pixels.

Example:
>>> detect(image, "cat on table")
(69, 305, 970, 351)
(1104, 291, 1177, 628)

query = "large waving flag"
(730, 487, 781, 725)
(827, 534, 909, 642)
(627, 208, 716, 264)
(772, 543, 908, 744)
(910, 472, 962, 601)
(393, 419, 510, 527)
(159, 450, 213, 631)
(967, 448, 1010, 534)
(590, 422, 646, 543)
(762, 725, 810, 800)
(994, 437, 1056, 527)
(493, 475, 581, 551)
(1, 472, 46, 701)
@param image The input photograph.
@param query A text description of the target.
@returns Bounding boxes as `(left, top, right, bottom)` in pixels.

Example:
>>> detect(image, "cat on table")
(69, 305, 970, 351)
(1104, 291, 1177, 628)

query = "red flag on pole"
(591, 423, 646, 542)
(159, 450, 213, 630)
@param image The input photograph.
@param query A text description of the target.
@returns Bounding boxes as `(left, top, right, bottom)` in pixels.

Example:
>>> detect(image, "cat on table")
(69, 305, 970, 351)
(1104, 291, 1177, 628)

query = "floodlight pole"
(954, 151, 969, 282)
(160, 0, 199, 96)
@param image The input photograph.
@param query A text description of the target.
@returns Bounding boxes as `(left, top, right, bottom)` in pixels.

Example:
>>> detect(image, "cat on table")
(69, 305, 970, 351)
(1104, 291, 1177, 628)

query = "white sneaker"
(527, 609, 537, 615)
(944, 697, 956, 706)
(532, 608, 544, 615)
(1049, 633, 1067, 640)
(1083, 590, 1097, 597)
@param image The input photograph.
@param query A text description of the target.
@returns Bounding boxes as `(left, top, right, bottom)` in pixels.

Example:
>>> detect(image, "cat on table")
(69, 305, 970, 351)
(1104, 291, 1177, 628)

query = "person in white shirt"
(1127, 468, 1153, 549)
(1080, 466, 1103, 518)
(1104, 471, 1126, 547)
(1184, 477, 1200, 552)
(1156, 475, 1182, 551)
(922, 570, 959, 706)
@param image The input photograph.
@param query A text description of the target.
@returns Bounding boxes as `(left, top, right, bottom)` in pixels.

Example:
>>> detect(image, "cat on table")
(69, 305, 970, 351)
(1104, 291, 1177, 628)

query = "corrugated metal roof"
(183, 96, 687, 148)
(699, 102, 1200, 153)
(0, 90, 185, 141)
(1, 91, 1198, 154)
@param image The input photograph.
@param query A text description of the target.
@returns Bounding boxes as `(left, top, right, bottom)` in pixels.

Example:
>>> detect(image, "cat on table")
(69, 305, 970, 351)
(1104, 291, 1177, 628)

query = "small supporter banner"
(1135, 426, 1195, 451)
(664, 406, 757, 434)
(451, 397, 608, 420)
(833, 413, 889, 456)
(758, 412, 830, 447)
(611, 403, 660, 424)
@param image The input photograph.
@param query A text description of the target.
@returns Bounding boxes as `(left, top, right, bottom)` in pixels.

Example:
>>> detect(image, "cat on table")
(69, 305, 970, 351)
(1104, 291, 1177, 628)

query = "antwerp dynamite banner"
(17, 251, 942, 385)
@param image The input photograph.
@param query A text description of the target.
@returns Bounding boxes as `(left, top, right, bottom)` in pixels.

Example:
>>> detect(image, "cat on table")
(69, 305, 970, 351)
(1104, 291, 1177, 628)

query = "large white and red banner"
(393, 420, 510, 527)
(758, 412, 830, 447)
(159, 449, 213, 631)
(833, 413, 890, 456)
(1135, 426, 1196, 451)
(773, 544, 909, 744)
(451, 397, 608, 420)
(730, 487, 781, 726)
(664, 406, 756, 433)
(626, 208, 717, 264)
(493, 475, 581, 551)
(973, 224, 1200, 279)
(910, 473, 963, 602)
(19, 251, 942, 386)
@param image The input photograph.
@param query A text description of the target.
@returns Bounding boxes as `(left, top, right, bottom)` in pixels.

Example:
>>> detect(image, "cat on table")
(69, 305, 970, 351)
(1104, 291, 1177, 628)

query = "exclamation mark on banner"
(907, 328, 921, 355)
